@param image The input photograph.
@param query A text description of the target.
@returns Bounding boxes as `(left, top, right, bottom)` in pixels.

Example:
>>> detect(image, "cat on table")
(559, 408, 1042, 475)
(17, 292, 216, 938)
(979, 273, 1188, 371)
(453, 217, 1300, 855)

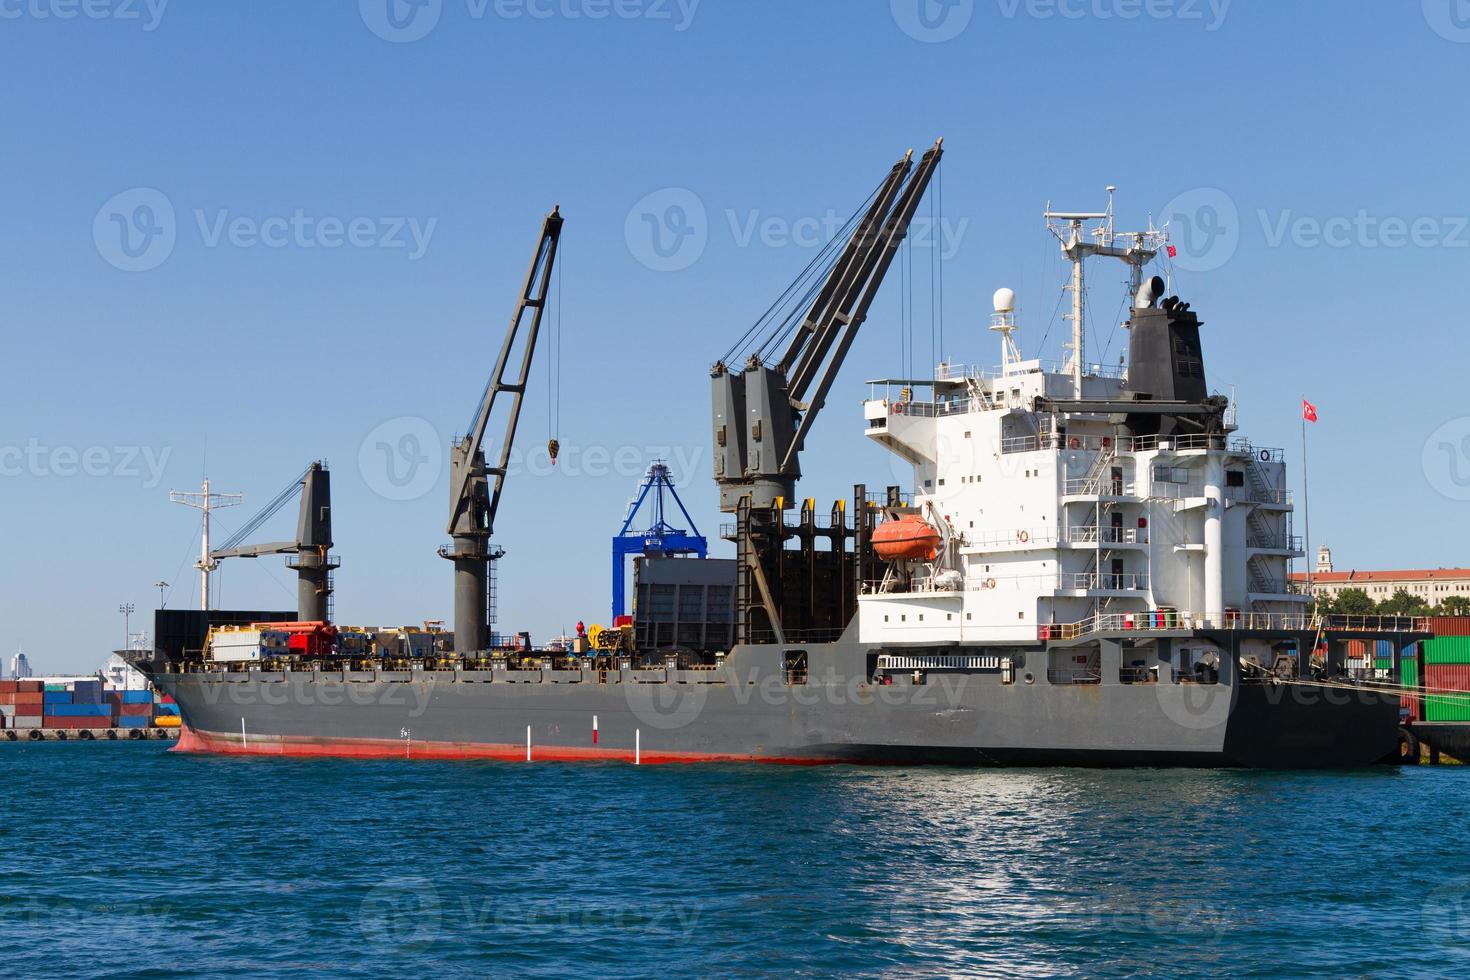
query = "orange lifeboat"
(872, 516, 942, 562)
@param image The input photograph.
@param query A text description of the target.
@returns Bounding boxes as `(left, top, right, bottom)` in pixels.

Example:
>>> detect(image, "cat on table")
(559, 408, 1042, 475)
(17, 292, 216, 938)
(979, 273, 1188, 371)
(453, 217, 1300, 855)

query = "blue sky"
(4, 0, 1469, 672)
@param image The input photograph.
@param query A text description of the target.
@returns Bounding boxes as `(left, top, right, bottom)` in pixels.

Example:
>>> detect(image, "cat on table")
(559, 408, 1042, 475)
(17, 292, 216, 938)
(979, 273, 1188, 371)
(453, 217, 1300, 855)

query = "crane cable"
(721, 173, 888, 367)
(547, 238, 563, 465)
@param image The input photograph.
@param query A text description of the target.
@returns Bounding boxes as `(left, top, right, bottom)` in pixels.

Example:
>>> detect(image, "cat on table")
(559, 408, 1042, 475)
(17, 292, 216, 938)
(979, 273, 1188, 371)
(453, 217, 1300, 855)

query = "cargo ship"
(133, 143, 1430, 766)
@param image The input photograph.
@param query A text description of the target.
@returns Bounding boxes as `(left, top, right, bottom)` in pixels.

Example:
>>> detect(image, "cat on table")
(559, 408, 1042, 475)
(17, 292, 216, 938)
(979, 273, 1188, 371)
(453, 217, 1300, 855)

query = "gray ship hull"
(149, 640, 1401, 768)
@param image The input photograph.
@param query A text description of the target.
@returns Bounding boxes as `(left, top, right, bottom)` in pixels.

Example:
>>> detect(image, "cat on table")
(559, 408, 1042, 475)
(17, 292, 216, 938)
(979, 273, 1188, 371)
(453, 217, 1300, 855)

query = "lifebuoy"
(1069, 437, 1081, 450)
(1259, 450, 1270, 462)
(1017, 530, 1030, 544)
(985, 577, 997, 590)
(892, 402, 905, 416)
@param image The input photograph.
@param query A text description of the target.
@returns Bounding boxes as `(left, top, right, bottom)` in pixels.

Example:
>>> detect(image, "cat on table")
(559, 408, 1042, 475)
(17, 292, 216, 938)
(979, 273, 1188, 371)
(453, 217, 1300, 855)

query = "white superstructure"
(857, 197, 1307, 652)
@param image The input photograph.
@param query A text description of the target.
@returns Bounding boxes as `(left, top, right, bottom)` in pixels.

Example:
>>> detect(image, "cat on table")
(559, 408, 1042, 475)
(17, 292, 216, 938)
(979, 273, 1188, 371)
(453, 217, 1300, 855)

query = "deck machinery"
(209, 462, 338, 622)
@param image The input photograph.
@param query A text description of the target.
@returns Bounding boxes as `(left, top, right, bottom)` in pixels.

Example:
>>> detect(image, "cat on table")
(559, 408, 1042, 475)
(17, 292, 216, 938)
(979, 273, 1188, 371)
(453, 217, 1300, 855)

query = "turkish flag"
(1166, 244, 1178, 258)
(1303, 399, 1318, 423)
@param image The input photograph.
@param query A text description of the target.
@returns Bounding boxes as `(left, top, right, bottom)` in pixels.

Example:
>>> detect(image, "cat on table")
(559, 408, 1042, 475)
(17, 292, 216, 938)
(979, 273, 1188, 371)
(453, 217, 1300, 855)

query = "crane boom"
(443, 207, 563, 655)
(447, 206, 563, 538)
(710, 140, 944, 514)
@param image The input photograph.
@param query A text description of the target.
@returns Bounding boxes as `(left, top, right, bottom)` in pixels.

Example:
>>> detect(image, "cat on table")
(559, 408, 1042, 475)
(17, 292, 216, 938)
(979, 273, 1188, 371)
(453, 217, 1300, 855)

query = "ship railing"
(1229, 440, 1285, 462)
(866, 491, 916, 509)
(1050, 612, 1433, 641)
(1144, 481, 1198, 500)
(939, 360, 1128, 382)
(1226, 486, 1293, 506)
(965, 528, 1058, 549)
(1063, 477, 1136, 497)
(1066, 526, 1148, 545)
(1247, 533, 1304, 552)
(1128, 433, 1223, 453)
(892, 398, 975, 419)
(1001, 435, 1042, 454)
(1047, 665, 1102, 685)
(1058, 573, 1150, 592)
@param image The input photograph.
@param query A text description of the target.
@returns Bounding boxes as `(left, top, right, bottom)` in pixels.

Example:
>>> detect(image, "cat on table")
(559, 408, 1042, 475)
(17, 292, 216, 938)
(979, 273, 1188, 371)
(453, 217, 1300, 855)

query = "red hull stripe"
(173, 726, 840, 766)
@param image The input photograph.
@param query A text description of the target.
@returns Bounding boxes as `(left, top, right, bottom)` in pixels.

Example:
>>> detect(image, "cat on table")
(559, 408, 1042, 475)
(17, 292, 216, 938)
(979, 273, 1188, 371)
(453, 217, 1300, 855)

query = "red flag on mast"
(1302, 399, 1318, 423)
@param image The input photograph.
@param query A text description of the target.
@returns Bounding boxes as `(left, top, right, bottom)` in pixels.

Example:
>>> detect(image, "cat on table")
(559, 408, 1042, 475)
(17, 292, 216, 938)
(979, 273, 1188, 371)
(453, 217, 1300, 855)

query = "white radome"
(992, 287, 1016, 314)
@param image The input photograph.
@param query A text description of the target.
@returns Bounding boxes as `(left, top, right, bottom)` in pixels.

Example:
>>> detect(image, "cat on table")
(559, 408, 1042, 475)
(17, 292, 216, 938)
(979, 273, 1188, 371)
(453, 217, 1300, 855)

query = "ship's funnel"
(1135, 275, 1165, 310)
(1124, 294, 1210, 437)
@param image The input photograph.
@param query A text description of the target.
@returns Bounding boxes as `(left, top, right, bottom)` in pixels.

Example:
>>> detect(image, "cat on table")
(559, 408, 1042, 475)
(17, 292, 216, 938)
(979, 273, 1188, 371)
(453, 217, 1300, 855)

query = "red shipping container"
(1429, 617, 1470, 638)
(11, 693, 43, 707)
(117, 703, 153, 717)
(0, 693, 14, 705)
(1427, 663, 1470, 692)
(1404, 694, 1422, 722)
(42, 717, 113, 730)
(18, 681, 42, 693)
(0, 681, 17, 694)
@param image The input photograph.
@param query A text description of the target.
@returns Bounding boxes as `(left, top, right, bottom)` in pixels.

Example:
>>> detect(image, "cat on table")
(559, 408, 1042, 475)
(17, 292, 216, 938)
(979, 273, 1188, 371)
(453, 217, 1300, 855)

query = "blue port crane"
(612, 462, 707, 621)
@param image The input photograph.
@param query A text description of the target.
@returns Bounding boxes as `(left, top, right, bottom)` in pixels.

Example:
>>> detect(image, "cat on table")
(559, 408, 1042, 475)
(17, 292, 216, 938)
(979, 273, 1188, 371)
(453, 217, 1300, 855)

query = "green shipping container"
(43, 683, 67, 692)
(1425, 693, 1470, 722)
(1424, 636, 1470, 665)
(1374, 658, 1419, 687)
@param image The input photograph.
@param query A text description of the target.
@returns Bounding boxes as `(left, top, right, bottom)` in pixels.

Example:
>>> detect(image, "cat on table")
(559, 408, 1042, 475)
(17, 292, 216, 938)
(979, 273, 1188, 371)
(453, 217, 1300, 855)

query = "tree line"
(1315, 588, 1470, 618)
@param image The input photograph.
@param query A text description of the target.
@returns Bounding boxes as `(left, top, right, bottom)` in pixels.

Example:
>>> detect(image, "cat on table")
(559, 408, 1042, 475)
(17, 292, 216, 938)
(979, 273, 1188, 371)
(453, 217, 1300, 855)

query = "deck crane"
(611, 462, 708, 621)
(208, 462, 337, 622)
(709, 139, 944, 642)
(710, 139, 944, 514)
(440, 207, 564, 655)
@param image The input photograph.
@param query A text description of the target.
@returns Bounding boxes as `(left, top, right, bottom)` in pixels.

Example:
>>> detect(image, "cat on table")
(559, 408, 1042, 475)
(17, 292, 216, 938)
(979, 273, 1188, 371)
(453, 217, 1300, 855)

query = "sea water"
(0, 742, 1466, 978)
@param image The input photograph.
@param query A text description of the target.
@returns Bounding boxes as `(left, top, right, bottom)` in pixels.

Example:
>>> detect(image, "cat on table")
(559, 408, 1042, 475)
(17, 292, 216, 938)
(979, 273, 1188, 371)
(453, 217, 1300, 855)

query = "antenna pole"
(1068, 220, 1085, 397)
(170, 478, 243, 611)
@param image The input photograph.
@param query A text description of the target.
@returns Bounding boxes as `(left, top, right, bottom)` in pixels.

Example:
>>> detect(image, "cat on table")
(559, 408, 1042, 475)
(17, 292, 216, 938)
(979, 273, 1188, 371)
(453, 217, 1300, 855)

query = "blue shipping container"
(157, 704, 180, 715)
(121, 690, 153, 704)
(45, 704, 111, 718)
(42, 692, 73, 705)
(71, 682, 103, 704)
(116, 716, 148, 728)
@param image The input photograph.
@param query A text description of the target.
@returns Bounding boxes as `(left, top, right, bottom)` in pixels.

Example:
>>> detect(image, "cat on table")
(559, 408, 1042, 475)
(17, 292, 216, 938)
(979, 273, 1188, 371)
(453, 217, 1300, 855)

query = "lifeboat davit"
(872, 516, 942, 562)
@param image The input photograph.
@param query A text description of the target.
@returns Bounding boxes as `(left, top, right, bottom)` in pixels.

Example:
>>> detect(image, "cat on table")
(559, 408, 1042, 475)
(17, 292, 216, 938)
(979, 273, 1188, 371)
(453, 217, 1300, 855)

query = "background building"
(1292, 545, 1470, 603)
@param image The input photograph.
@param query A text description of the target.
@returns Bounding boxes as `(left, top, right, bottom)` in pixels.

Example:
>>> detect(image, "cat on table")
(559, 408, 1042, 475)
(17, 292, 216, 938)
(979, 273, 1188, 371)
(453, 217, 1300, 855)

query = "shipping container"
(41, 716, 113, 730)
(1425, 666, 1470, 722)
(17, 681, 41, 693)
(71, 680, 103, 704)
(0, 681, 16, 694)
(46, 704, 112, 718)
(42, 692, 72, 705)
(43, 683, 67, 692)
(1428, 662, 1470, 690)
(0, 705, 12, 717)
(12, 716, 41, 728)
(1429, 616, 1470, 638)
(121, 690, 153, 704)
(156, 703, 180, 716)
(1425, 636, 1470, 665)
(116, 703, 152, 717)
(11, 693, 42, 708)
(116, 716, 149, 728)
